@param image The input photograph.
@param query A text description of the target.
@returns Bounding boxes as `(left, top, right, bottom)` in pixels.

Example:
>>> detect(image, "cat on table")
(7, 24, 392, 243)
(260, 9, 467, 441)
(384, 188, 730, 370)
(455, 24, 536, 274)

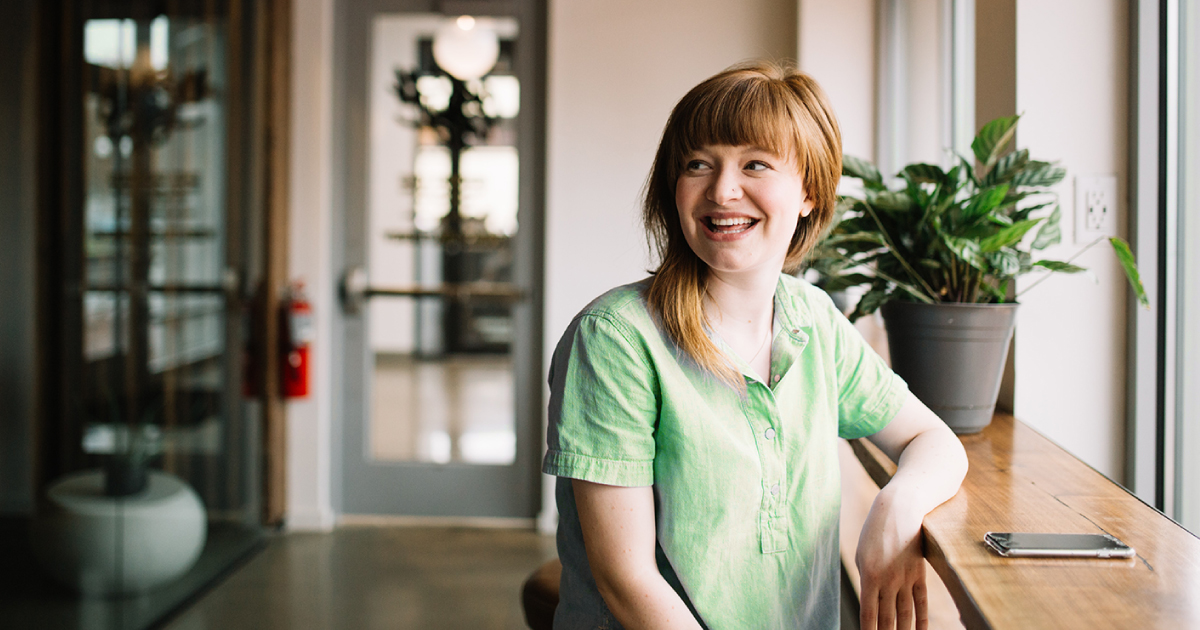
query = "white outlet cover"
(1074, 175, 1119, 242)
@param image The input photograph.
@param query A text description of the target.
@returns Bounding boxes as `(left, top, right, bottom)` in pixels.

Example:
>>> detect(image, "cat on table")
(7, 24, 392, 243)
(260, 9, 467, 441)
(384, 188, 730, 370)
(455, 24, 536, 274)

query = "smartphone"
(983, 532, 1135, 558)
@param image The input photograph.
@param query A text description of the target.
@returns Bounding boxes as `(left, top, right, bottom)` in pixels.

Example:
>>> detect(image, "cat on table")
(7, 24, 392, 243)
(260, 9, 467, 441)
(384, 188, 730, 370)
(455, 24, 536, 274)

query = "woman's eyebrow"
(744, 145, 783, 157)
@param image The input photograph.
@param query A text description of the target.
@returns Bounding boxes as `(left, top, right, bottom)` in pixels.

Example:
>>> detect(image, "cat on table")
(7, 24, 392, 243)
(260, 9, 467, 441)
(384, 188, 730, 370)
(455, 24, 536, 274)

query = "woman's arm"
(856, 392, 968, 630)
(573, 479, 704, 630)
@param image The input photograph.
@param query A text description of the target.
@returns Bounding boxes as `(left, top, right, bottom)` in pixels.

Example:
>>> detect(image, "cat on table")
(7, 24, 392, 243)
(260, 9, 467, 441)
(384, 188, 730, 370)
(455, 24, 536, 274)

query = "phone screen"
(984, 532, 1134, 558)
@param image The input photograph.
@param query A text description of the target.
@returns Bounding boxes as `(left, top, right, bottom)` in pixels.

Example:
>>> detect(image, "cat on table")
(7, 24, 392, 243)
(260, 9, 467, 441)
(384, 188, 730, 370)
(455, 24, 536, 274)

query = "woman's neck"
(704, 270, 777, 325)
(703, 270, 777, 381)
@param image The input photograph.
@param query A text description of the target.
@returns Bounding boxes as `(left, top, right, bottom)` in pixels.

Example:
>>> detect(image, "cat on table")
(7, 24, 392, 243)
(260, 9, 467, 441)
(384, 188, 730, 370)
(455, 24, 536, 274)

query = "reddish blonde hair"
(643, 61, 843, 386)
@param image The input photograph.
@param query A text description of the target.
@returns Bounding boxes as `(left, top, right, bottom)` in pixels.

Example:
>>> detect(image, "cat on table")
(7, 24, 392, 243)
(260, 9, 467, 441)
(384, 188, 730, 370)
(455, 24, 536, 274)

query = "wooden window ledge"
(845, 413, 1200, 629)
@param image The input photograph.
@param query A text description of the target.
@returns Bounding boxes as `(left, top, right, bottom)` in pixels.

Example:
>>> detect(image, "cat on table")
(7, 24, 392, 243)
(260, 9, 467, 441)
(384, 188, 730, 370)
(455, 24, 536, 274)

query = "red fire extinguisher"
(282, 281, 314, 398)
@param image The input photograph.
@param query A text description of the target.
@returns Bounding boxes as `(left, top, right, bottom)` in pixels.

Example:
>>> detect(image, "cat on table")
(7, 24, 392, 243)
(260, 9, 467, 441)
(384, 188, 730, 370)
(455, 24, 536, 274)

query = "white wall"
(1013, 0, 1130, 481)
(287, 0, 337, 531)
(287, 0, 1139, 524)
(543, 0, 798, 342)
(541, 0, 798, 529)
(798, 0, 876, 161)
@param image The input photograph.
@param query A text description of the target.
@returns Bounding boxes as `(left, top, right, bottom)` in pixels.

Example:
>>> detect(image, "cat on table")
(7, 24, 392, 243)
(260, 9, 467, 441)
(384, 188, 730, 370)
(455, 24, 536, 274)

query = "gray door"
(334, 1, 545, 519)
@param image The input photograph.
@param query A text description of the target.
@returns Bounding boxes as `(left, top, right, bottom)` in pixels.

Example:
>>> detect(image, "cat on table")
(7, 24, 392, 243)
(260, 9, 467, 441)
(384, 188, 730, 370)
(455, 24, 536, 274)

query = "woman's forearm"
(573, 479, 704, 630)
(594, 569, 704, 630)
(883, 420, 968, 519)
(868, 392, 968, 518)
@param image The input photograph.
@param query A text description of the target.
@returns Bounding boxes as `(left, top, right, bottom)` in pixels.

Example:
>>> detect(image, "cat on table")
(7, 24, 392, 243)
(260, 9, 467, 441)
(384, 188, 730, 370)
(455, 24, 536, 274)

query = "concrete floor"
(165, 526, 557, 630)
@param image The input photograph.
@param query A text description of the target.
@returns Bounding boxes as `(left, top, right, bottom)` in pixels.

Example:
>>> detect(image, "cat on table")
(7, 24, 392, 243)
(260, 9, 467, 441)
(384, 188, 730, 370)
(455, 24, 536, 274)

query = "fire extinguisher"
(282, 281, 314, 398)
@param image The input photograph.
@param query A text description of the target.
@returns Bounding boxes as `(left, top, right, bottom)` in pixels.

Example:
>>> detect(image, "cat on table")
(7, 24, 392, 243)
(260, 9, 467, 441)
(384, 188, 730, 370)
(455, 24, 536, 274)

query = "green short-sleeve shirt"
(543, 274, 908, 629)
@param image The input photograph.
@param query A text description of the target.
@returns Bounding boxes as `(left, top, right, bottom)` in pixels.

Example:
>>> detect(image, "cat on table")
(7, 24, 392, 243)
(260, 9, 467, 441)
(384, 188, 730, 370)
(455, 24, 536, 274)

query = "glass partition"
(366, 15, 521, 466)
(7, 1, 271, 627)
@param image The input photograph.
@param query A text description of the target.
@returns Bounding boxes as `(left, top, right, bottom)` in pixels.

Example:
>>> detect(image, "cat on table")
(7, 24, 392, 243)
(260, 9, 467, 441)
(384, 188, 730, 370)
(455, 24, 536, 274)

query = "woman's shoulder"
(552, 279, 661, 358)
(574, 278, 653, 325)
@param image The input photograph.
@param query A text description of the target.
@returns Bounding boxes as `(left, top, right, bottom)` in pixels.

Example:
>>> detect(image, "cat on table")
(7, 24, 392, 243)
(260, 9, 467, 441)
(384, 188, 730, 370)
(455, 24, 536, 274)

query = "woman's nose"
(707, 167, 743, 205)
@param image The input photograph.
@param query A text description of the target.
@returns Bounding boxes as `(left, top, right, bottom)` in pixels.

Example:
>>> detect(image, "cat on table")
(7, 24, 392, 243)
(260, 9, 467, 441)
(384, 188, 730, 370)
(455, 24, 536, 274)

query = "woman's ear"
(800, 195, 816, 218)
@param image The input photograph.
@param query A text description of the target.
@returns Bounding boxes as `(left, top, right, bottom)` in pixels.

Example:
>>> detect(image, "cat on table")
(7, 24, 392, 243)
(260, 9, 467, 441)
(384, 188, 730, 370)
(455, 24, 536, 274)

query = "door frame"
(329, 0, 547, 520)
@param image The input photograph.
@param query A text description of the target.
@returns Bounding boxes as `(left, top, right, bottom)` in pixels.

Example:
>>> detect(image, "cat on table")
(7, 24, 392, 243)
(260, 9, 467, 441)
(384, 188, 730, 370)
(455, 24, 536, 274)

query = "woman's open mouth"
(705, 216, 758, 235)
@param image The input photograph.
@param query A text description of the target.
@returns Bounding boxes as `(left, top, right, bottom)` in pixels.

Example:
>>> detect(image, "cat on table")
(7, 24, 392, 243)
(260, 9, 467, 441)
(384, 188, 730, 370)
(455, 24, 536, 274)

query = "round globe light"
(432, 16, 499, 81)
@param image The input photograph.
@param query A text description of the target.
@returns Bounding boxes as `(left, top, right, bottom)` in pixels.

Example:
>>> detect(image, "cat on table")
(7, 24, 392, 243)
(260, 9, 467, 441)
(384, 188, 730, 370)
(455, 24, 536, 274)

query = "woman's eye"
(685, 160, 709, 171)
(745, 160, 770, 171)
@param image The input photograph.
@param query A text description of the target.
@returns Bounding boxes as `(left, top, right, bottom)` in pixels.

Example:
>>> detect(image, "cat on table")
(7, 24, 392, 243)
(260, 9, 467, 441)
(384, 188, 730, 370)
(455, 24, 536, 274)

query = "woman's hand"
(856, 392, 968, 629)
(855, 486, 930, 630)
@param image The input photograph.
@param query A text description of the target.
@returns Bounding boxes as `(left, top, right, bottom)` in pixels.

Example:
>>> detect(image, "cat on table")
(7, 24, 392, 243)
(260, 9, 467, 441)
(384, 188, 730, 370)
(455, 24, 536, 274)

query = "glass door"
(337, 2, 543, 519)
(20, 0, 277, 626)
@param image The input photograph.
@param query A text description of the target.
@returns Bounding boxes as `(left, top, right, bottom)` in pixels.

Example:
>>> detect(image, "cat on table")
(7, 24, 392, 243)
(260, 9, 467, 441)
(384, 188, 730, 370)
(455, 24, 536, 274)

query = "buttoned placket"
(755, 381, 791, 553)
(723, 283, 812, 554)
(751, 289, 810, 554)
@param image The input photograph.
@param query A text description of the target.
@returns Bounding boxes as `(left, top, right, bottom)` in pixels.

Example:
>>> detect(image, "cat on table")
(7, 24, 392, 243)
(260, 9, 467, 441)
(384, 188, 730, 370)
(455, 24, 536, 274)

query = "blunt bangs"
(667, 75, 806, 179)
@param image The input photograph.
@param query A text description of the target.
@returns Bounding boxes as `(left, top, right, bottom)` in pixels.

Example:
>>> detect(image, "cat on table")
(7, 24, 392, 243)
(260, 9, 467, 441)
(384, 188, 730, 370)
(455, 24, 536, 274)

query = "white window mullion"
(1174, 0, 1200, 530)
(1128, 0, 1166, 509)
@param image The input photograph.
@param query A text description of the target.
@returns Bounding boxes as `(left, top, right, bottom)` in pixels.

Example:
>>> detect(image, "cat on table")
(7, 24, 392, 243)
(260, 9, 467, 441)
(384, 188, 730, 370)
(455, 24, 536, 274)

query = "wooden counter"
(848, 413, 1200, 629)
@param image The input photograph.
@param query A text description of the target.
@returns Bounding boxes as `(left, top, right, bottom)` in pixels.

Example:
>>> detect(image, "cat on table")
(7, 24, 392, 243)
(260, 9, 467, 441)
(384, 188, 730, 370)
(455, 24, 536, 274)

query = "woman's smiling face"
(674, 144, 815, 280)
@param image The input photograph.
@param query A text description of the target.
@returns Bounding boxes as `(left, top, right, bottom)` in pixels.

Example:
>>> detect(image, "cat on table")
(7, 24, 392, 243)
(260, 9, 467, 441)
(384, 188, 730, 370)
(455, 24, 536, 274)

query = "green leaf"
(962, 184, 1011, 223)
(972, 115, 1021, 169)
(901, 163, 948, 186)
(941, 234, 986, 269)
(959, 222, 1001, 240)
(1018, 251, 1033, 274)
(1031, 204, 1062, 249)
(986, 250, 1021, 276)
(867, 190, 915, 213)
(986, 212, 1015, 226)
(1033, 259, 1087, 273)
(1001, 189, 1040, 207)
(982, 149, 1030, 187)
(928, 190, 959, 219)
(981, 218, 1043, 252)
(821, 233, 887, 257)
(843, 156, 886, 190)
(1010, 162, 1068, 188)
(823, 232, 886, 247)
(979, 280, 1008, 301)
(1011, 200, 1057, 223)
(822, 273, 873, 292)
(1109, 237, 1150, 308)
(848, 284, 890, 322)
(831, 212, 877, 235)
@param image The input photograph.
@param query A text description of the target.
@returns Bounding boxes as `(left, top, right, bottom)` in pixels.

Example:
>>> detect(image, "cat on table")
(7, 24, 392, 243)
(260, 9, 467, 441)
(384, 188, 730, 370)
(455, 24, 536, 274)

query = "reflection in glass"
(17, 5, 264, 626)
(368, 15, 520, 465)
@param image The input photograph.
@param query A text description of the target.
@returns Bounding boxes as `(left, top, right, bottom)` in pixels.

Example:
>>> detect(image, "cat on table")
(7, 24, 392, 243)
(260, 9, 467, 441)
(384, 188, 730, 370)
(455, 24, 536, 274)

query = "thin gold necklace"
(748, 323, 771, 363)
(708, 292, 772, 363)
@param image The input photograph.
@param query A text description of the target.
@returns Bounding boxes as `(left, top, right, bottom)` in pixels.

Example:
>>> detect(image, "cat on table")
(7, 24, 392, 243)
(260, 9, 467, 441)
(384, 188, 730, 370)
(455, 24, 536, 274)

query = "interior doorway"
(333, 1, 546, 520)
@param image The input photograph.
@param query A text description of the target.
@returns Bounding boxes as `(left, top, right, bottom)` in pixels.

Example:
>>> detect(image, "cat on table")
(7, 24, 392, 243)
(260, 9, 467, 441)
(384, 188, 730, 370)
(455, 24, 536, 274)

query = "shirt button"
(770, 483, 780, 496)
(764, 428, 776, 440)
(772, 374, 781, 383)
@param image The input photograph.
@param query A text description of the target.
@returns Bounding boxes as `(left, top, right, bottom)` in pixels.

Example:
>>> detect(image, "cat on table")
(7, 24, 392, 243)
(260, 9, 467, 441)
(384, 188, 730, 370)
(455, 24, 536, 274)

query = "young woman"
(543, 61, 968, 630)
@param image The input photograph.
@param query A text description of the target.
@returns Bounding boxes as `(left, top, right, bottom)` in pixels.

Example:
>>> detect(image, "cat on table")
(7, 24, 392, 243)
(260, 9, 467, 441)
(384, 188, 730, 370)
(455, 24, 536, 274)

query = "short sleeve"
(542, 312, 660, 487)
(824, 298, 909, 440)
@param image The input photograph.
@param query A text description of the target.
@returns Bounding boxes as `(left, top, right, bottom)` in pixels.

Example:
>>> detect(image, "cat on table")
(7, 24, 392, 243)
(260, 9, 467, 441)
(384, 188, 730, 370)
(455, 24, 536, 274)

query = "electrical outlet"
(1074, 175, 1119, 242)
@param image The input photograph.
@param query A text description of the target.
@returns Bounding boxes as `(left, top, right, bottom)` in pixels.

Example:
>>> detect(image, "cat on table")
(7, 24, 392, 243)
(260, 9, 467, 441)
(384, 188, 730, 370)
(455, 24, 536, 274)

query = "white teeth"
(710, 217, 753, 226)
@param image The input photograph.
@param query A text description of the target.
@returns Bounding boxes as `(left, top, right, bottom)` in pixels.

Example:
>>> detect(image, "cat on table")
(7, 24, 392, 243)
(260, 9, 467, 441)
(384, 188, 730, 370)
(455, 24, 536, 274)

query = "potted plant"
(809, 115, 1147, 434)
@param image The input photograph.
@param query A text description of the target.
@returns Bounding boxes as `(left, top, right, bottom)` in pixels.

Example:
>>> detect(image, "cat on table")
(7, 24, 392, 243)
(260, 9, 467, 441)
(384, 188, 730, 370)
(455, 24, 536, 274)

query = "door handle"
(340, 266, 370, 314)
(339, 266, 525, 315)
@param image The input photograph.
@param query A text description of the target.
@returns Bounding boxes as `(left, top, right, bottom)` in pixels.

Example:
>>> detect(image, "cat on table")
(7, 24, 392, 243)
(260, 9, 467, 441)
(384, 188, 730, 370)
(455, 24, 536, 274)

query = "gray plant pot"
(880, 301, 1018, 435)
